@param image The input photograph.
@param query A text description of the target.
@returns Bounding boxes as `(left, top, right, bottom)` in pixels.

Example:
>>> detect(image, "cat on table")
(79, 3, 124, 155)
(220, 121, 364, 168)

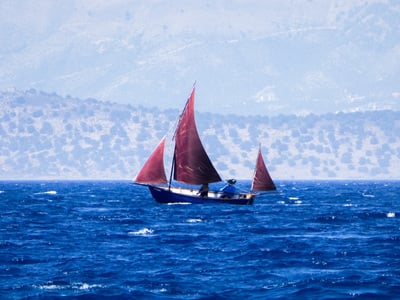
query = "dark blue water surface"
(1, 180, 399, 299)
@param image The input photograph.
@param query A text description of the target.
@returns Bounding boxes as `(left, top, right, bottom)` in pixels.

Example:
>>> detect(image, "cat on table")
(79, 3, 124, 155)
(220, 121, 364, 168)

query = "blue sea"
(1, 180, 399, 299)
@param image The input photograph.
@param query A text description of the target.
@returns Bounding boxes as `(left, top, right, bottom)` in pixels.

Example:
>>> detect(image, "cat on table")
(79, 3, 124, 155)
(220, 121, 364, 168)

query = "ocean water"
(0, 180, 399, 299)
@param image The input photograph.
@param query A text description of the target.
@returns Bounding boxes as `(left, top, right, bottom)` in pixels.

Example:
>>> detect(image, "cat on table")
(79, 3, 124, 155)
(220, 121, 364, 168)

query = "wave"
(34, 190, 57, 195)
(186, 218, 203, 223)
(362, 193, 375, 198)
(387, 212, 396, 218)
(128, 228, 154, 236)
(288, 197, 302, 204)
(35, 282, 104, 291)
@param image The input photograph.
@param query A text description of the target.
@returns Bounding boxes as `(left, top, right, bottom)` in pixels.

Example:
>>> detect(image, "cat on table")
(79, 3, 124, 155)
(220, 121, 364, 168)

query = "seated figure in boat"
(198, 183, 209, 198)
(219, 179, 237, 198)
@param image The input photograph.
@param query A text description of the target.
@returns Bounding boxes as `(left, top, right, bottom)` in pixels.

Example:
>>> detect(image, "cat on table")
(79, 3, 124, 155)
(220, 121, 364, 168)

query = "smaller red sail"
(251, 147, 276, 191)
(133, 137, 168, 184)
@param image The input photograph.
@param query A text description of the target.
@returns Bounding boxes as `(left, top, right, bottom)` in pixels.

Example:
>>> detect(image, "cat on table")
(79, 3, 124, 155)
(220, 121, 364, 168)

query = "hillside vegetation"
(1, 90, 399, 180)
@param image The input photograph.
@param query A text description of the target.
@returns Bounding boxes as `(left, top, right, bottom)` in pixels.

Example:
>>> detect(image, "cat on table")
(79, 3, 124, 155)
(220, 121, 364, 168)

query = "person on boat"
(219, 179, 237, 198)
(198, 183, 209, 198)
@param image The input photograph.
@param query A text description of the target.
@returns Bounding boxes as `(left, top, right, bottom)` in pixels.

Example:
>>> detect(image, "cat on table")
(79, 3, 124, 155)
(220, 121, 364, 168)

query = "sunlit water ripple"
(1, 180, 399, 299)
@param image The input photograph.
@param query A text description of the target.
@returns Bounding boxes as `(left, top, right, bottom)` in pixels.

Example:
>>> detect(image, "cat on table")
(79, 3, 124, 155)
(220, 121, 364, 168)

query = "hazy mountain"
(1, 90, 399, 180)
(1, 0, 399, 115)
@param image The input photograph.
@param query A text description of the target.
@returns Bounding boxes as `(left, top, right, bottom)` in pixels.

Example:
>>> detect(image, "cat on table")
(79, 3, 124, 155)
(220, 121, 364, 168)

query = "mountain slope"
(1, 0, 399, 115)
(1, 90, 399, 180)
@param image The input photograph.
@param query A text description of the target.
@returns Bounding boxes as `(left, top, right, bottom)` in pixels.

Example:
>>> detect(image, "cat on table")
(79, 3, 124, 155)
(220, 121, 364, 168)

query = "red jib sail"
(173, 87, 222, 185)
(133, 137, 168, 184)
(251, 147, 276, 191)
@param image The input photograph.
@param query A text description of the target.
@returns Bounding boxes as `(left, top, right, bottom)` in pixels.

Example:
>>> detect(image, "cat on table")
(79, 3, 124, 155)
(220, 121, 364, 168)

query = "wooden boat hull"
(148, 186, 255, 205)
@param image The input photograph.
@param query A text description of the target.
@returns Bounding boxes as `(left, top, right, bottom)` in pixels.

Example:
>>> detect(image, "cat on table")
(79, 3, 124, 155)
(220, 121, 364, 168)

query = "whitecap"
(362, 193, 375, 198)
(387, 212, 396, 218)
(36, 284, 61, 290)
(36, 282, 103, 291)
(73, 283, 103, 290)
(151, 287, 168, 293)
(128, 228, 154, 236)
(187, 218, 202, 223)
(289, 197, 299, 200)
(167, 202, 191, 205)
(35, 190, 57, 195)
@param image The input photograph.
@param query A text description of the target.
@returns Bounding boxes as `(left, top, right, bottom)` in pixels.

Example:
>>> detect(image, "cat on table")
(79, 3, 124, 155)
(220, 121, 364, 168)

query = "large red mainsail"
(251, 147, 276, 191)
(133, 137, 168, 184)
(173, 87, 222, 185)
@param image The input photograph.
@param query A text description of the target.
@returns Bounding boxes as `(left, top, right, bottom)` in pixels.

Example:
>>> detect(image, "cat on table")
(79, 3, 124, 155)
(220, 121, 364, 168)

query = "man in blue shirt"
(220, 179, 237, 198)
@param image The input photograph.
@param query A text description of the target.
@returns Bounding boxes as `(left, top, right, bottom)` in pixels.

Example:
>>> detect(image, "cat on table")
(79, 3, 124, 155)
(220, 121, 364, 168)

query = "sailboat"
(133, 86, 275, 205)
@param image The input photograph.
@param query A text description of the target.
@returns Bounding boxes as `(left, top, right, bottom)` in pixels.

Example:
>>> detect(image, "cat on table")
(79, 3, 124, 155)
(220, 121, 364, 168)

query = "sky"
(0, 0, 399, 115)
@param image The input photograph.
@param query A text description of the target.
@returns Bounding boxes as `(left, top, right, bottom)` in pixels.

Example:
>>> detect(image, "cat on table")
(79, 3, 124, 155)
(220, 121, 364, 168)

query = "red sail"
(251, 147, 276, 191)
(133, 137, 168, 184)
(173, 87, 221, 185)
